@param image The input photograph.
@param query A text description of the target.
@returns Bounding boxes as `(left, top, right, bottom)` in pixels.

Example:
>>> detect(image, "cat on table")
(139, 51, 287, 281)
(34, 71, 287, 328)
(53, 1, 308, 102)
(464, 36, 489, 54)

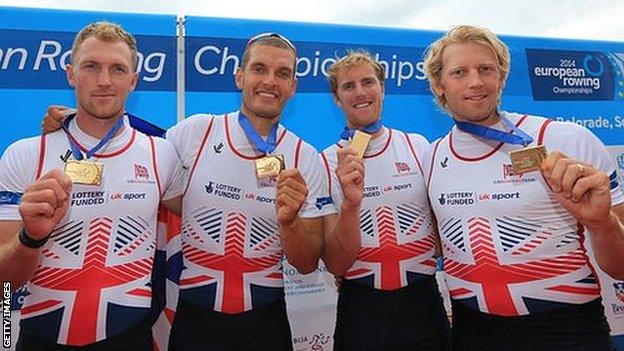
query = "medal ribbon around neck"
(454, 115, 533, 146)
(340, 119, 383, 140)
(238, 112, 279, 155)
(61, 114, 126, 160)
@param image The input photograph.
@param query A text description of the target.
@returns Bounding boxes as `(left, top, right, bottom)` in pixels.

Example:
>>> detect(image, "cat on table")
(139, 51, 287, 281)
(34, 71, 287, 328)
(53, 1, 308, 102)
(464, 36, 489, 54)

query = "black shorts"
(334, 276, 451, 351)
(452, 298, 615, 351)
(16, 319, 153, 351)
(168, 297, 293, 351)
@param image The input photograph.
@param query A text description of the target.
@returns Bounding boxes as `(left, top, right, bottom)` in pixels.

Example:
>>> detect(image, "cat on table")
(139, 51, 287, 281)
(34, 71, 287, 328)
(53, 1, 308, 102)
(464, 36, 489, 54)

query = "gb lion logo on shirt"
(494, 163, 538, 185)
(395, 161, 410, 173)
(127, 164, 155, 185)
(134, 164, 149, 179)
(393, 161, 417, 177)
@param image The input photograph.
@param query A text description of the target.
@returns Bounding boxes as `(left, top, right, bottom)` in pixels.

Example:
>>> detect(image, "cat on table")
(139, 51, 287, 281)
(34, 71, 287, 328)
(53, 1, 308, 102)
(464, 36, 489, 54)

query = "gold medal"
(350, 130, 372, 158)
(64, 160, 103, 185)
(509, 145, 547, 175)
(255, 155, 285, 179)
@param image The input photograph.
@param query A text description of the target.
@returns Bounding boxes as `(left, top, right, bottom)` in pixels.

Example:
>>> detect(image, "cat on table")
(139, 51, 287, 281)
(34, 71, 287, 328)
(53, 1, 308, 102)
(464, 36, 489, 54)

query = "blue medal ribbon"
(61, 114, 126, 160)
(238, 112, 279, 155)
(340, 119, 383, 140)
(454, 115, 533, 146)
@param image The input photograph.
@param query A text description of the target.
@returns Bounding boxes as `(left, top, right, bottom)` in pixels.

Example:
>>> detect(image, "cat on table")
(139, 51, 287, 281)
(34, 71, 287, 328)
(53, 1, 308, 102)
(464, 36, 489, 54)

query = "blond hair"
(71, 21, 138, 70)
(327, 50, 385, 95)
(423, 25, 510, 108)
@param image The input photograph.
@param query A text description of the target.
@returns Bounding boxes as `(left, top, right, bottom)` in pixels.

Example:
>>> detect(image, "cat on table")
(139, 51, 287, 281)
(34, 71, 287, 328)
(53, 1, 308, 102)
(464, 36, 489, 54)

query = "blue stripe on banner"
(611, 171, 618, 181)
(0, 191, 22, 205)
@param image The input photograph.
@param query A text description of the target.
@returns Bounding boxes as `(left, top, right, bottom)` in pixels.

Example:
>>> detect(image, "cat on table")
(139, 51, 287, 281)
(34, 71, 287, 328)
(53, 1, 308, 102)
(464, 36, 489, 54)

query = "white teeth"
(467, 95, 485, 100)
(354, 102, 371, 108)
(258, 92, 277, 98)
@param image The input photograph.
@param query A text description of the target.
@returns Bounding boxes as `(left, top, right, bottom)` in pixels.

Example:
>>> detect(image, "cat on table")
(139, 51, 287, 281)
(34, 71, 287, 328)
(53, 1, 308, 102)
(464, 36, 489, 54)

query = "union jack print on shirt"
(442, 216, 599, 316)
(21, 216, 156, 346)
(345, 204, 437, 290)
(180, 206, 283, 313)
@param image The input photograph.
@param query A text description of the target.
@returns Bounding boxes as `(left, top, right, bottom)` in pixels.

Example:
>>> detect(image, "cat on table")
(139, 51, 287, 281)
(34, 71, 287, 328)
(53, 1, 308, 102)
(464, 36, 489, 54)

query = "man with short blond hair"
(71, 21, 139, 70)
(0, 21, 180, 351)
(321, 50, 450, 350)
(423, 25, 623, 350)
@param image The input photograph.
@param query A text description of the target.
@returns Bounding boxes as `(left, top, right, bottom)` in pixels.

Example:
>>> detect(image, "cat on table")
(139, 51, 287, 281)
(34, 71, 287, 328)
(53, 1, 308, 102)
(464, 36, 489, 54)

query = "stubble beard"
(81, 102, 124, 121)
(244, 100, 283, 121)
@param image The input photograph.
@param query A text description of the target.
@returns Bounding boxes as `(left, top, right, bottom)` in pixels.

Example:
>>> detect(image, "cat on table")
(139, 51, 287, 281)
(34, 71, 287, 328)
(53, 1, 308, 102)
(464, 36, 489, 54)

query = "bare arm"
(0, 221, 42, 290)
(586, 204, 624, 279)
(281, 216, 324, 274)
(276, 169, 325, 274)
(322, 204, 361, 277)
(322, 147, 364, 276)
(542, 151, 624, 279)
(0, 169, 71, 289)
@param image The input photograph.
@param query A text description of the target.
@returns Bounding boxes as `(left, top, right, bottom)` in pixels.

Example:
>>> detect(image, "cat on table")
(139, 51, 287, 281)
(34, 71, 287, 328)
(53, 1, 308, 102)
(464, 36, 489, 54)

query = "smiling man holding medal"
(0, 22, 181, 351)
(423, 25, 624, 350)
(163, 33, 334, 351)
(320, 51, 451, 350)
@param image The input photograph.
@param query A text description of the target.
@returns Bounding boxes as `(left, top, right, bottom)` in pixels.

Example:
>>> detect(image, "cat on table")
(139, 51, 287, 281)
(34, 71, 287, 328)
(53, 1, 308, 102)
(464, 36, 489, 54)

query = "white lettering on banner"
(34, 40, 64, 70)
(534, 61, 601, 92)
(555, 116, 617, 130)
(552, 86, 594, 95)
(534, 66, 586, 78)
(296, 51, 336, 79)
(192, 45, 427, 88)
(1, 47, 28, 69)
(374, 53, 427, 87)
(194, 45, 239, 76)
(137, 52, 166, 82)
(0, 40, 166, 82)
(562, 77, 601, 89)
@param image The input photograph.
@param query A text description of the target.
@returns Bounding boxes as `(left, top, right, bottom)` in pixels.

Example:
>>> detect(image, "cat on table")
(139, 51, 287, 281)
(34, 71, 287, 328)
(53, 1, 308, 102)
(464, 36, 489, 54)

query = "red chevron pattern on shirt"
(346, 205, 437, 290)
(444, 217, 598, 316)
(24, 217, 154, 345)
(181, 212, 282, 313)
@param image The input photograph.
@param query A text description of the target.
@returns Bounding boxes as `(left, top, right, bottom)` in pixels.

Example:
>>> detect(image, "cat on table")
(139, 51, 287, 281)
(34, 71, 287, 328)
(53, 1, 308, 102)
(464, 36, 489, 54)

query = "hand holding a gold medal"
(541, 151, 612, 227)
(18, 169, 72, 241)
(541, 150, 624, 279)
(336, 146, 365, 210)
(276, 169, 309, 227)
